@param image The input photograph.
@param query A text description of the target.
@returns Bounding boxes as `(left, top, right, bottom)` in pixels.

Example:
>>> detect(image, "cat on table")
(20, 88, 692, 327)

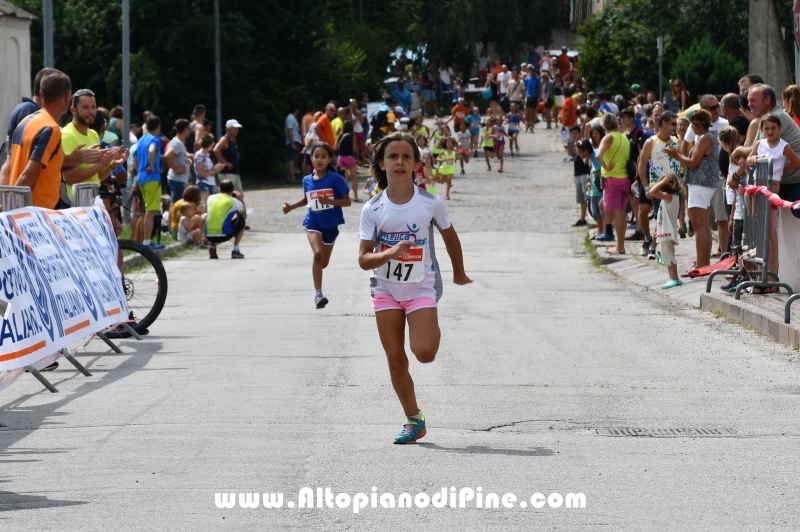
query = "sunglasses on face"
(704, 104, 720, 111)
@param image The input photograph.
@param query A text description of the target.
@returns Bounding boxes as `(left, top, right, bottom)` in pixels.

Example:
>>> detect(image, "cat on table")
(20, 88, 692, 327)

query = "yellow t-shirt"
(61, 122, 101, 200)
(331, 117, 344, 139)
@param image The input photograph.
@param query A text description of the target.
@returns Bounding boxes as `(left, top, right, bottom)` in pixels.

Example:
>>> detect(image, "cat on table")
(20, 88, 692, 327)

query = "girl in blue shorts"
(358, 132, 473, 444)
(283, 142, 351, 308)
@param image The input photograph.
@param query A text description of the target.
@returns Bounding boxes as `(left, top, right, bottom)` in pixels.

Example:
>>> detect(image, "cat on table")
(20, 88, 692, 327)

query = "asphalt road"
(1, 126, 799, 531)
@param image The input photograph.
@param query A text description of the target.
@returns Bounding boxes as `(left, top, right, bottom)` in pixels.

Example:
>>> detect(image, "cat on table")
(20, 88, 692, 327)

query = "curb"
(123, 241, 188, 268)
(700, 292, 800, 349)
(591, 236, 800, 348)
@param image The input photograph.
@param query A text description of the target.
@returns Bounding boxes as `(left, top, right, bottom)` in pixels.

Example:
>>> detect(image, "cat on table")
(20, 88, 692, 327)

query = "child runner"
(412, 116, 429, 139)
(456, 122, 471, 174)
(647, 172, 683, 289)
(282, 142, 352, 308)
(358, 132, 472, 444)
(482, 116, 496, 171)
(364, 175, 378, 199)
(506, 102, 526, 156)
(438, 137, 457, 200)
(493, 117, 507, 173)
(466, 107, 482, 157)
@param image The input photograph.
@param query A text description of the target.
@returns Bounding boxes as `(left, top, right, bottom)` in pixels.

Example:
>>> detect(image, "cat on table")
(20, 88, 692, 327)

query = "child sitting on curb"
(177, 202, 206, 246)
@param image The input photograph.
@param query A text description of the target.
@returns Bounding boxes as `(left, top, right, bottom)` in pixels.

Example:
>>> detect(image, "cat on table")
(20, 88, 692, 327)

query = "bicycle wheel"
(118, 239, 168, 333)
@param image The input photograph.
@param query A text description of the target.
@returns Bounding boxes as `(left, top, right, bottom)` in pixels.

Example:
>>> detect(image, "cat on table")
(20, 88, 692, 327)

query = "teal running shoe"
(394, 413, 426, 444)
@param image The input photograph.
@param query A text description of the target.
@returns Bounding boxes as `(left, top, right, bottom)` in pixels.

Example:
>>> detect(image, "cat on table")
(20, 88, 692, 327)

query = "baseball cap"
(630, 83, 640, 91)
(394, 105, 404, 114)
(226, 119, 243, 129)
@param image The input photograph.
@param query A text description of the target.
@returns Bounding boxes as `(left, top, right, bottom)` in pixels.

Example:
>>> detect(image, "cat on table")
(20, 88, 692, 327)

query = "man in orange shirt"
(8, 72, 72, 209)
(557, 47, 572, 76)
(301, 102, 316, 137)
(560, 87, 578, 161)
(315, 103, 337, 147)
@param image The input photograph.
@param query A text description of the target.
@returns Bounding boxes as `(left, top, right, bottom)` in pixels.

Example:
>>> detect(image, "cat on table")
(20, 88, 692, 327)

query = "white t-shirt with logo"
(358, 186, 452, 301)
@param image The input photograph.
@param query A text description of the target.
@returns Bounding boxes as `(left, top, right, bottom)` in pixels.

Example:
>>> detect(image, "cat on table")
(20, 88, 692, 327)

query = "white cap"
(226, 119, 243, 129)
(394, 106, 404, 114)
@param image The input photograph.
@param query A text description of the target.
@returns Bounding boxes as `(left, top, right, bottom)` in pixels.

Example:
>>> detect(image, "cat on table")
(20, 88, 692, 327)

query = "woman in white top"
(358, 132, 472, 444)
(193, 134, 226, 205)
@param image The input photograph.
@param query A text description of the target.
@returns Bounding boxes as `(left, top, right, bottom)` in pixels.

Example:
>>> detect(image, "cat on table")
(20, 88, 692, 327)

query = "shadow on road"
(0, 489, 86, 512)
(418, 443, 554, 457)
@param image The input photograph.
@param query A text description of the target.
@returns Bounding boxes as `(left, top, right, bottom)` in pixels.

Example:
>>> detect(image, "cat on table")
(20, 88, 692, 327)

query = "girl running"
(506, 102, 526, 156)
(456, 121, 471, 174)
(412, 116, 429, 139)
(493, 117, 507, 173)
(282, 142, 352, 309)
(358, 132, 472, 444)
(438, 137, 457, 200)
(466, 107, 482, 157)
(482, 116, 496, 171)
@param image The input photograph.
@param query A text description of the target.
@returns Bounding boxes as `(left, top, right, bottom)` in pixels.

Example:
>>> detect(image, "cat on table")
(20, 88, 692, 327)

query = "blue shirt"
(6, 97, 39, 140)
(524, 75, 541, 98)
(465, 115, 482, 134)
(391, 86, 412, 114)
(303, 171, 350, 230)
(135, 133, 162, 185)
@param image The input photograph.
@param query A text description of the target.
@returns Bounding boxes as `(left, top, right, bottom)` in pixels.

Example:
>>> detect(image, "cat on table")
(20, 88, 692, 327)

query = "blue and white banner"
(0, 199, 126, 371)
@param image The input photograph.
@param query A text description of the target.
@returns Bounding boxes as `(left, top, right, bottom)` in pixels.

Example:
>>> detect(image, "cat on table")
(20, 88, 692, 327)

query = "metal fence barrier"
(706, 156, 793, 298)
(72, 182, 100, 208)
(0, 185, 32, 212)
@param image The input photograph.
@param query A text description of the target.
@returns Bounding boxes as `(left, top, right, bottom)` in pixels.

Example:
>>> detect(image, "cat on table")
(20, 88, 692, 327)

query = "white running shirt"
(359, 186, 452, 301)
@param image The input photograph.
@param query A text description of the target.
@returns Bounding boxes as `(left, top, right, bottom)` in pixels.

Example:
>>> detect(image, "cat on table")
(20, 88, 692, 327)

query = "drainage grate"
(596, 428, 736, 437)
(343, 313, 375, 318)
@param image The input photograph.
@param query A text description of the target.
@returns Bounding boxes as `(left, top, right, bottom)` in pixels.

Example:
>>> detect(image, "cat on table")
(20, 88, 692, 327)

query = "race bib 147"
(376, 243, 425, 283)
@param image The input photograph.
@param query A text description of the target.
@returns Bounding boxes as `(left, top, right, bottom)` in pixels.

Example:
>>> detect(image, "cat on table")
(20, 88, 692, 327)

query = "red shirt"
(557, 54, 571, 76)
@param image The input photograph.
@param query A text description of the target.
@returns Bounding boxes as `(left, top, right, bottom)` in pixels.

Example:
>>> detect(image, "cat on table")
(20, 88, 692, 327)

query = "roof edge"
(0, 0, 38, 20)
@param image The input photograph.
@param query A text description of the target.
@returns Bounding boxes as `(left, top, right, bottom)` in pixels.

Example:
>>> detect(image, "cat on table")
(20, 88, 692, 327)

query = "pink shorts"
(602, 177, 631, 212)
(338, 155, 357, 169)
(355, 132, 366, 144)
(371, 294, 437, 314)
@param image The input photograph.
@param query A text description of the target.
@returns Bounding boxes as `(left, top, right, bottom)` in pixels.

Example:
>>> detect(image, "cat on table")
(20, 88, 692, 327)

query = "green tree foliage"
(579, 0, 748, 100)
(670, 37, 745, 97)
(11, 0, 561, 176)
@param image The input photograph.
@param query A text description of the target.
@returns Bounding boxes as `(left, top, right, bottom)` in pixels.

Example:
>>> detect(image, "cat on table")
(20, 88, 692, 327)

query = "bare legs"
(376, 308, 439, 418)
(689, 207, 711, 267)
(306, 231, 335, 290)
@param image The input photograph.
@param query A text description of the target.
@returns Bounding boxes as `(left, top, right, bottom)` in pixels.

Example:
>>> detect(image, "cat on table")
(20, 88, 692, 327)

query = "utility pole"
(122, 0, 131, 149)
(657, 36, 663, 102)
(43, 0, 53, 67)
(214, 0, 222, 140)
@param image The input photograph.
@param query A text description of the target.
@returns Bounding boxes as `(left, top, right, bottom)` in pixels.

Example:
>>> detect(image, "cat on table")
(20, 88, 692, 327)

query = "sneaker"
(394, 413, 426, 444)
(627, 223, 637, 230)
(146, 241, 165, 251)
(648, 248, 656, 260)
(315, 292, 328, 309)
(721, 278, 739, 291)
(640, 241, 650, 256)
(209, 246, 218, 259)
(662, 279, 683, 290)
(678, 225, 687, 239)
(572, 219, 587, 227)
(445, 194, 450, 200)
(687, 222, 695, 237)
(625, 230, 645, 241)
(595, 233, 615, 242)
(231, 249, 245, 259)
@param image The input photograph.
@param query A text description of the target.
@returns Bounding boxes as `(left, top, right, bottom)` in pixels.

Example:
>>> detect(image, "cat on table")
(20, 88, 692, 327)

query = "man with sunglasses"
(61, 89, 121, 205)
